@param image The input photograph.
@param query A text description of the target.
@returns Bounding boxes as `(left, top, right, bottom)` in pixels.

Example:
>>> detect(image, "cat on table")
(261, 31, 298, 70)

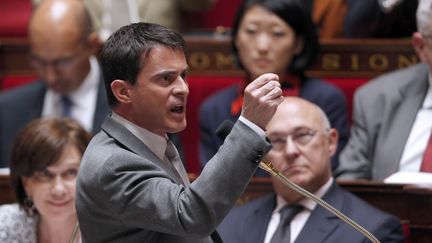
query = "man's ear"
(86, 32, 103, 55)
(111, 79, 132, 104)
(328, 128, 339, 157)
(412, 32, 427, 62)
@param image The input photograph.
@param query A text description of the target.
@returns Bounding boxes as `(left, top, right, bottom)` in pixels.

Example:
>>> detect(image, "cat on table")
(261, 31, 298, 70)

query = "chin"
(167, 122, 187, 133)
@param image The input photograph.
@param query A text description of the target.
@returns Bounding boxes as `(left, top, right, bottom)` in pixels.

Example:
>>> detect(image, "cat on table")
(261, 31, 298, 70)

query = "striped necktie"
(165, 140, 190, 186)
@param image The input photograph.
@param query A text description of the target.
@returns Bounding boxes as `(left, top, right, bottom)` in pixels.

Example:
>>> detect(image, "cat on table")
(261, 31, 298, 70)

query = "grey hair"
(310, 103, 331, 132)
(417, 0, 432, 35)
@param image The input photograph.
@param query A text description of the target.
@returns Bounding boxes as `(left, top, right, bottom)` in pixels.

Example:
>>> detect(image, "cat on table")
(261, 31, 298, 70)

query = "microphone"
(217, 120, 380, 243)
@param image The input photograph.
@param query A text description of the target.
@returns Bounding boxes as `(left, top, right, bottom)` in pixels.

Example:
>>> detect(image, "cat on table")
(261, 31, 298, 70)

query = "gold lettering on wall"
(189, 52, 210, 70)
(398, 55, 418, 68)
(369, 54, 388, 71)
(215, 52, 235, 69)
(350, 54, 359, 70)
(322, 54, 340, 70)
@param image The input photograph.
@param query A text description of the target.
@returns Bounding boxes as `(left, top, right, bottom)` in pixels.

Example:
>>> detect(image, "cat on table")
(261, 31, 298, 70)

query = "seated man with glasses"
(218, 97, 404, 243)
(0, 0, 110, 167)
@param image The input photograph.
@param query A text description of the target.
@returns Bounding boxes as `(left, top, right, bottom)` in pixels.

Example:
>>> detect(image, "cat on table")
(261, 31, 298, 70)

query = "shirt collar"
(111, 112, 167, 160)
(422, 73, 432, 109)
(67, 56, 100, 106)
(275, 177, 334, 212)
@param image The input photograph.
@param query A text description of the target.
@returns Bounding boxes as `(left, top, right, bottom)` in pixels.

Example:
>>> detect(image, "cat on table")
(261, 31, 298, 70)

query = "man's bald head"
(266, 97, 338, 203)
(29, 0, 93, 44)
(28, 0, 99, 95)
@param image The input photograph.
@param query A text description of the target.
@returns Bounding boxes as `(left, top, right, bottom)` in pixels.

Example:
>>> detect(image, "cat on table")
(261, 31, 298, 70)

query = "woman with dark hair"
(199, 0, 348, 173)
(0, 118, 91, 243)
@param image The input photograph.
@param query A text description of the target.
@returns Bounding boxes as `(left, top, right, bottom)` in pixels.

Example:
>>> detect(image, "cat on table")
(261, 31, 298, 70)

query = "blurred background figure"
(344, 0, 418, 38)
(218, 97, 404, 243)
(305, 0, 346, 38)
(67, 0, 217, 41)
(0, 0, 110, 167)
(336, 0, 432, 180)
(199, 0, 349, 175)
(0, 118, 91, 243)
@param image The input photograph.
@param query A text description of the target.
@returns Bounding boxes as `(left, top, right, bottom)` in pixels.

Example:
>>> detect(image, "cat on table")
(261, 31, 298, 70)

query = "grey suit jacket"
(218, 182, 404, 243)
(0, 78, 110, 167)
(336, 63, 429, 180)
(76, 115, 271, 243)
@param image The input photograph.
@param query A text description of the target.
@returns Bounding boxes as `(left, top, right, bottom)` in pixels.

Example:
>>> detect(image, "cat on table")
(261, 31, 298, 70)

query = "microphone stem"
(259, 161, 380, 243)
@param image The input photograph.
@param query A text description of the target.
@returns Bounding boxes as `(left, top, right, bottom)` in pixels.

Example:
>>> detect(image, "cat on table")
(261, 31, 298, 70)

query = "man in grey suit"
(0, 0, 110, 167)
(75, 22, 283, 242)
(219, 97, 404, 243)
(336, 0, 432, 180)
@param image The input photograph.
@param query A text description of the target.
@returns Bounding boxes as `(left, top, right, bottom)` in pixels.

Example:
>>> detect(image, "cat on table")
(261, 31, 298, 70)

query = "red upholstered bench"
(181, 75, 243, 174)
(0, 0, 32, 37)
(0, 75, 36, 91)
(324, 77, 369, 125)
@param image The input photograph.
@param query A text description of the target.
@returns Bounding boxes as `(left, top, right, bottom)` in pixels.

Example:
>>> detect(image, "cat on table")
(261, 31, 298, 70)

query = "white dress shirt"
(399, 74, 432, 171)
(263, 178, 334, 243)
(42, 56, 100, 132)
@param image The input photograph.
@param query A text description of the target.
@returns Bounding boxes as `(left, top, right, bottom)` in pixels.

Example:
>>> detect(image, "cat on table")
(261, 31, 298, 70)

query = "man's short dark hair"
(101, 22, 186, 107)
(231, 0, 319, 75)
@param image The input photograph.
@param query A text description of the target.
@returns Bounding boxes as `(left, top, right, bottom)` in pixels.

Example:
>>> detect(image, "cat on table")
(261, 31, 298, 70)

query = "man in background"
(0, 0, 110, 167)
(219, 97, 404, 243)
(337, 0, 432, 180)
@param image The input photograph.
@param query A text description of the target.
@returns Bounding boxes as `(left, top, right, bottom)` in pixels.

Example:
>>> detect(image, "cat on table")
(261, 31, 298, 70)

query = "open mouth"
(170, 105, 184, 113)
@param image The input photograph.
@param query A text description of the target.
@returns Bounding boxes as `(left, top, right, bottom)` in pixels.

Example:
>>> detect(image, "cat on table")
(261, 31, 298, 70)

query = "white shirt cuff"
(238, 116, 266, 140)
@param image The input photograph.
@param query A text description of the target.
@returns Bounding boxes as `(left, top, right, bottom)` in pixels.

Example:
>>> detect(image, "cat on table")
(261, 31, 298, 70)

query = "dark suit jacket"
(199, 77, 349, 173)
(337, 64, 429, 180)
(76, 116, 271, 243)
(218, 182, 404, 243)
(344, 0, 417, 38)
(0, 78, 110, 167)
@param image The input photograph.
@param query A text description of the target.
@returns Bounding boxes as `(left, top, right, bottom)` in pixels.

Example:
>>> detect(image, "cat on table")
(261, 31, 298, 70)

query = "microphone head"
(216, 120, 235, 140)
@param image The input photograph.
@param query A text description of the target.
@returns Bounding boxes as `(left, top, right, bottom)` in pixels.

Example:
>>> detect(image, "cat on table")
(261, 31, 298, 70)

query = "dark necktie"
(421, 132, 432, 172)
(61, 96, 73, 117)
(270, 205, 303, 243)
(165, 140, 190, 186)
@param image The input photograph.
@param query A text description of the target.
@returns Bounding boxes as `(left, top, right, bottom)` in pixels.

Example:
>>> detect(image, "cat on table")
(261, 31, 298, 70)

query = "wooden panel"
(0, 36, 418, 78)
(0, 174, 15, 204)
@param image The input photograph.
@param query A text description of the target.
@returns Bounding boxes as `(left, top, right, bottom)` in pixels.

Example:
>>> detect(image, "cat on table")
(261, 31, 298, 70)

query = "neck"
(38, 215, 78, 243)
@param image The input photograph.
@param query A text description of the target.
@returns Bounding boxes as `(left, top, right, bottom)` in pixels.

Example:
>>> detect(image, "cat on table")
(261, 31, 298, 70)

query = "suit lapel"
(31, 82, 46, 119)
(375, 64, 429, 178)
(101, 116, 182, 183)
(295, 182, 341, 243)
(243, 194, 275, 243)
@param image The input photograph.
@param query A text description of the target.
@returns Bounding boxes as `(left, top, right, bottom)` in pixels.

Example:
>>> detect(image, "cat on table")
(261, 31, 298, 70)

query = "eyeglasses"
(29, 47, 85, 72)
(269, 129, 319, 151)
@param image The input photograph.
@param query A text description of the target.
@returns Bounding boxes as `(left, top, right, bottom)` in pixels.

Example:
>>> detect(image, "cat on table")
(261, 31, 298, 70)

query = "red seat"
(0, 0, 32, 37)
(186, 0, 242, 30)
(181, 75, 242, 174)
(0, 75, 36, 91)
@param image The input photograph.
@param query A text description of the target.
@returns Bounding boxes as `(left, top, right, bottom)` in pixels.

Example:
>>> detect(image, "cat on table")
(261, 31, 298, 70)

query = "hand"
(241, 73, 283, 129)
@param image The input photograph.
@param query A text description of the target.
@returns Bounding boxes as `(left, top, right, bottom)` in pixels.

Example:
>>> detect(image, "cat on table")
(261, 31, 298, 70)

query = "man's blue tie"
(61, 96, 73, 117)
(270, 205, 303, 243)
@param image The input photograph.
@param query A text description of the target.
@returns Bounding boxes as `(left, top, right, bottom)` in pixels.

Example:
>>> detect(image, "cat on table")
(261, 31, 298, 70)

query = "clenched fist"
(241, 73, 283, 129)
